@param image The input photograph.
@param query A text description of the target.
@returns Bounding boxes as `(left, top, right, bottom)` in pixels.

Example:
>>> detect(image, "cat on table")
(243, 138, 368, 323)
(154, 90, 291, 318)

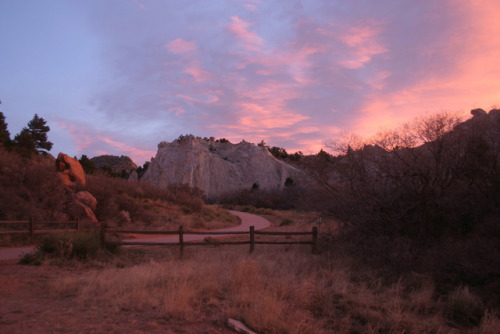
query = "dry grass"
(48, 246, 498, 333)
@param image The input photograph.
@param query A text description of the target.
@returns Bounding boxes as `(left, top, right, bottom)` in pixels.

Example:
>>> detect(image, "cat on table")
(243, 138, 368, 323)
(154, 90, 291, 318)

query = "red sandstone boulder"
(56, 153, 86, 188)
(75, 191, 97, 212)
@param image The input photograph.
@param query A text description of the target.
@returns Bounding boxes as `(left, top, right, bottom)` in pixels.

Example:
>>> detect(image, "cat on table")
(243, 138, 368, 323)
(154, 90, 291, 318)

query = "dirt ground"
(0, 257, 235, 334)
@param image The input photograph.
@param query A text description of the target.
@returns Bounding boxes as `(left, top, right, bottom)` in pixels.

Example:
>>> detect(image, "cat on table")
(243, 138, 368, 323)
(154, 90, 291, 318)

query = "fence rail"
(0, 219, 94, 237)
(103, 225, 318, 255)
(0, 220, 319, 256)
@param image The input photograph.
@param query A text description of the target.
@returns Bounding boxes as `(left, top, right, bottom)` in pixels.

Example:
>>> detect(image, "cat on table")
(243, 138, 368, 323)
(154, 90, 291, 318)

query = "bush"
(280, 218, 294, 226)
(18, 251, 44, 265)
(36, 230, 110, 261)
(446, 286, 485, 327)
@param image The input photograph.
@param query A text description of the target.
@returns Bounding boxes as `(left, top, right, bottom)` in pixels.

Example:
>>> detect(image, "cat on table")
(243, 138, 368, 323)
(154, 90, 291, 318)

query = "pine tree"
(26, 114, 53, 153)
(13, 128, 36, 157)
(0, 112, 10, 145)
(79, 155, 97, 174)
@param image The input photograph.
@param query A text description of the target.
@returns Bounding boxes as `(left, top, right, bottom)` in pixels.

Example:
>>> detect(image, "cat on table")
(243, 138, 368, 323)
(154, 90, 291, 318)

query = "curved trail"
(0, 211, 270, 260)
(122, 210, 270, 244)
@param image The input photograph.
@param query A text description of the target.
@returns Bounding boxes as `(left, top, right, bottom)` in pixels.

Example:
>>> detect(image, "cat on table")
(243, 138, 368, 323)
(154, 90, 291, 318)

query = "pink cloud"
(166, 38, 197, 54)
(352, 2, 500, 138)
(177, 93, 219, 103)
(226, 16, 263, 51)
(168, 106, 186, 116)
(184, 60, 212, 82)
(244, 4, 258, 12)
(100, 136, 156, 163)
(317, 22, 387, 69)
(54, 121, 96, 152)
(53, 120, 156, 165)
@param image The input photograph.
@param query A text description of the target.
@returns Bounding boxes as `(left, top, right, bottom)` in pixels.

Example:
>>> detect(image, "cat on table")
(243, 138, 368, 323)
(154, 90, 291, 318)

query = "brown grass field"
(1, 209, 500, 333)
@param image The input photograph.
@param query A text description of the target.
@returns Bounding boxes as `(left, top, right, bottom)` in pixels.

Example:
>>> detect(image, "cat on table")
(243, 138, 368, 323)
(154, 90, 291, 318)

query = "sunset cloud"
(2, 1, 499, 165)
(166, 38, 197, 54)
(226, 16, 264, 51)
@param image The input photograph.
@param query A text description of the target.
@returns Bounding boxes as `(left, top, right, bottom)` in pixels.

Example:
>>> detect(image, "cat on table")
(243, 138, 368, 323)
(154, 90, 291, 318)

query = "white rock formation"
(142, 135, 301, 199)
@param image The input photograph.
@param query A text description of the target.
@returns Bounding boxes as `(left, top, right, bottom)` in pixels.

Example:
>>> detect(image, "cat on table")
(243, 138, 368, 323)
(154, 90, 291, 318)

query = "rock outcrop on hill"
(90, 155, 138, 174)
(55, 153, 98, 223)
(56, 153, 86, 188)
(142, 135, 303, 199)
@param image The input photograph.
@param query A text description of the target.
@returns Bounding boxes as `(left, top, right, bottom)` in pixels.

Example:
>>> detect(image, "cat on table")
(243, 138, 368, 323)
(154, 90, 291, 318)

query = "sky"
(1, 0, 499, 165)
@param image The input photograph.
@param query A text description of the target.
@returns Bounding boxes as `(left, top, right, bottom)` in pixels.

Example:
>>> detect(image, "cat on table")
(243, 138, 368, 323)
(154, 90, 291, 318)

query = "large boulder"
(75, 191, 97, 212)
(68, 195, 98, 223)
(142, 135, 303, 199)
(56, 153, 86, 188)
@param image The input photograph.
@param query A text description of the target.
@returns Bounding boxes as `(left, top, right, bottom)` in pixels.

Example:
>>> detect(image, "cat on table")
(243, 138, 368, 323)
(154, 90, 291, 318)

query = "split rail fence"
(0, 220, 319, 255)
(0, 219, 93, 238)
(102, 225, 318, 255)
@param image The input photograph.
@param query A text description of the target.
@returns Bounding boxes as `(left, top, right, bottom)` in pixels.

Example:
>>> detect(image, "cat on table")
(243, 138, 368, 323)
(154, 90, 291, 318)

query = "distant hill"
(90, 155, 138, 175)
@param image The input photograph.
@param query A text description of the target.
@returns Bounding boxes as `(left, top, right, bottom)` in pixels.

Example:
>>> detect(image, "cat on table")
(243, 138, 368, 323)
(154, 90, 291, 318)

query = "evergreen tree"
(13, 128, 36, 157)
(0, 111, 10, 146)
(79, 155, 97, 174)
(27, 114, 52, 153)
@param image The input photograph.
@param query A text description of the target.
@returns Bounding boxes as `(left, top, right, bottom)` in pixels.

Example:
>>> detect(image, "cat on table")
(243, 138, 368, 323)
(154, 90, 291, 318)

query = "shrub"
(445, 286, 485, 327)
(280, 218, 294, 226)
(35, 230, 111, 261)
(18, 251, 44, 265)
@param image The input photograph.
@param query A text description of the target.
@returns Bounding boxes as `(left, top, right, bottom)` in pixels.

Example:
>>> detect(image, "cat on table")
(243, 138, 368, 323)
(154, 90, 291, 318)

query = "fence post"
(29, 217, 33, 239)
(249, 225, 255, 253)
(179, 225, 184, 258)
(312, 226, 318, 254)
(100, 223, 107, 248)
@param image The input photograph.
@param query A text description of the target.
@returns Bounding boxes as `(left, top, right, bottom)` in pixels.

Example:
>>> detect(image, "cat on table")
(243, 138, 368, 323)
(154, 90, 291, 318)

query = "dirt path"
(0, 211, 270, 261)
(0, 246, 34, 261)
(122, 210, 270, 244)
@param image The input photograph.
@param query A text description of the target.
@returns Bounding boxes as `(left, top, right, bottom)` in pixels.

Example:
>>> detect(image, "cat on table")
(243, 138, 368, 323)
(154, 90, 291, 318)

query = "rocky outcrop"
(142, 135, 303, 199)
(75, 191, 97, 212)
(90, 155, 138, 174)
(70, 192, 98, 223)
(55, 153, 86, 188)
(55, 153, 98, 223)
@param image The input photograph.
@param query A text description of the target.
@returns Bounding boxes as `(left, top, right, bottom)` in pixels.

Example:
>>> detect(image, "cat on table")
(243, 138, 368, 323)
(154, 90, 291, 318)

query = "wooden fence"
(0, 219, 94, 237)
(0, 220, 319, 255)
(103, 225, 318, 255)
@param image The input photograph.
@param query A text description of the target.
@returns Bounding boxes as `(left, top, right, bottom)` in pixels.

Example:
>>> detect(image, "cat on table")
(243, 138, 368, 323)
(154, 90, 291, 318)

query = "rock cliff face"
(142, 135, 301, 199)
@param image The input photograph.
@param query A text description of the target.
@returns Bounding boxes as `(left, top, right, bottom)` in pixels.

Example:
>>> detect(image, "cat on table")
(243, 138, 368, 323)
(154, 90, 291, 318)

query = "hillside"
(90, 154, 138, 175)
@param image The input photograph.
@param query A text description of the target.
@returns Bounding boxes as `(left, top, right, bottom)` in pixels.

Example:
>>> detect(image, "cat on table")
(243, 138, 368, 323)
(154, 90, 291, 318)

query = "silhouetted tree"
(79, 155, 97, 174)
(0, 111, 10, 146)
(269, 146, 289, 159)
(27, 114, 52, 153)
(13, 129, 36, 157)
